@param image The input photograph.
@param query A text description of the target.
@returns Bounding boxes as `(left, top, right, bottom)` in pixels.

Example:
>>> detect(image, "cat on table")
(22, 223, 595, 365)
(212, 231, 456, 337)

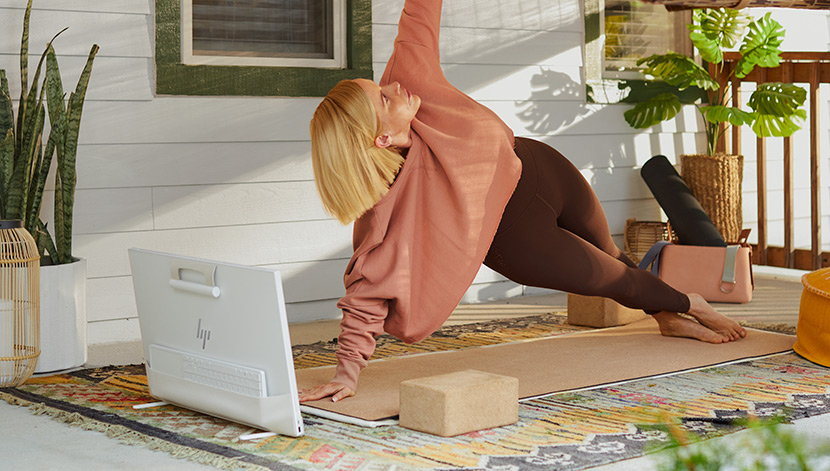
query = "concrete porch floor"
(3, 267, 829, 470)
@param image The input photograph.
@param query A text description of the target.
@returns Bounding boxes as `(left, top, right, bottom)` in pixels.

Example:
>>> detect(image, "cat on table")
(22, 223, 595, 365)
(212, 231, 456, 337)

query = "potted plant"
(0, 0, 98, 372)
(623, 8, 806, 242)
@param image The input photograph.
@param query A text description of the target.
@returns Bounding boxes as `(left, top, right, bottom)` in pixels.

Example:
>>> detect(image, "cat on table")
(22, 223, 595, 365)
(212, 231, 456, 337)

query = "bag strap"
(721, 245, 739, 293)
(721, 228, 753, 293)
(638, 240, 671, 274)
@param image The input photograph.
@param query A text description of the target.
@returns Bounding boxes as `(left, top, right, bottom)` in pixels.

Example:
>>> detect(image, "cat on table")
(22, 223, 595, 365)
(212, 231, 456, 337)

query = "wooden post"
(810, 62, 822, 270)
(783, 62, 795, 268)
(731, 67, 741, 157)
(756, 68, 768, 266)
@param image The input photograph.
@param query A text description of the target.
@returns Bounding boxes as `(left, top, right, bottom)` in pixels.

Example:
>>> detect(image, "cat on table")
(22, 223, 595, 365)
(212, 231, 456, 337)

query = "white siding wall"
(5, 1, 820, 346)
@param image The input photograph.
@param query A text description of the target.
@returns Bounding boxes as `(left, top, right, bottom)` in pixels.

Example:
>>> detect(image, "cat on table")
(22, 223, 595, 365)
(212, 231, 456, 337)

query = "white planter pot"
(35, 257, 87, 373)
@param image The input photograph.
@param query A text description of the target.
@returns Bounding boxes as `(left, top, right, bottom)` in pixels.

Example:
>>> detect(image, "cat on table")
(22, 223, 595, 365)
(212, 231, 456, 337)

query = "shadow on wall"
(515, 68, 587, 135)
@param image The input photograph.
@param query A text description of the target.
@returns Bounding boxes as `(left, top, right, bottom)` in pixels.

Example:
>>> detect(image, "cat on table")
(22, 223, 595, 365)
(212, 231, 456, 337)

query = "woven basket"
(680, 153, 744, 243)
(641, 0, 830, 10)
(795, 268, 830, 367)
(623, 218, 674, 264)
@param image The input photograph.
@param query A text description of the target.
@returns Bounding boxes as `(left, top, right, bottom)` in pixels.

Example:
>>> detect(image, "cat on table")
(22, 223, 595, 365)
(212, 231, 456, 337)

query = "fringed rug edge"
(0, 390, 271, 471)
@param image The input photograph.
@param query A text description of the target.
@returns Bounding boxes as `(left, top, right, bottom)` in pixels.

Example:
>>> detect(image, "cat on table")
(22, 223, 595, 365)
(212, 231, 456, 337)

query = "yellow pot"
(794, 268, 830, 367)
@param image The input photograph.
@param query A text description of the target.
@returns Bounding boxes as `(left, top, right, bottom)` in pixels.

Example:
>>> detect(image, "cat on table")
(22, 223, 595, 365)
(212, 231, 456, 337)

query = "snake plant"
(623, 9, 806, 156)
(0, 0, 98, 264)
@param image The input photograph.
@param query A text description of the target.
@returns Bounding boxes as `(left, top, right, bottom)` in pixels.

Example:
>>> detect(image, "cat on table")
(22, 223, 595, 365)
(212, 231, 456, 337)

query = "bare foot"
(653, 311, 728, 343)
(684, 293, 747, 341)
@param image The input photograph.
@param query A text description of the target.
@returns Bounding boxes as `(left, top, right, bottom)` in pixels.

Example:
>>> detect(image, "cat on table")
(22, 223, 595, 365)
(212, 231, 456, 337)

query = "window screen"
(192, 0, 334, 59)
(603, 0, 691, 76)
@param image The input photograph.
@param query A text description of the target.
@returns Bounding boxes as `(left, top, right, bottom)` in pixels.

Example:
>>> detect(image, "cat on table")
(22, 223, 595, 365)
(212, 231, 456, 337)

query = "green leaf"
(702, 106, 755, 126)
(0, 70, 13, 139)
(624, 93, 682, 129)
(0, 130, 13, 219)
(55, 44, 98, 262)
(18, 46, 49, 170)
(689, 31, 722, 64)
(45, 45, 67, 130)
(37, 220, 56, 262)
(749, 82, 808, 137)
(748, 82, 807, 115)
(619, 80, 707, 105)
(688, 9, 749, 64)
(27, 121, 59, 232)
(24, 135, 42, 234)
(53, 168, 66, 264)
(637, 53, 718, 91)
(18, 27, 65, 182)
(735, 13, 784, 78)
(19, 0, 32, 104)
(693, 8, 750, 49)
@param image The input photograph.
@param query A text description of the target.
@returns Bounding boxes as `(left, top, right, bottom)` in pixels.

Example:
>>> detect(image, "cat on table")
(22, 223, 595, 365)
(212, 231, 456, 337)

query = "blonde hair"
(310, 80, 405, 225)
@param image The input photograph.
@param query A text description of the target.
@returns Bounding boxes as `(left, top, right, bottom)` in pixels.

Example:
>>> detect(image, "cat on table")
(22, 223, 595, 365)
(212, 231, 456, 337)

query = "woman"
(301, 0, 746, 403)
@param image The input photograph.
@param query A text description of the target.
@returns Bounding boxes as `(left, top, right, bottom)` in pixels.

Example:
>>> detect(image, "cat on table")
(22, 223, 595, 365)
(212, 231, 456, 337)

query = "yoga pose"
(300, 0, 746, 403)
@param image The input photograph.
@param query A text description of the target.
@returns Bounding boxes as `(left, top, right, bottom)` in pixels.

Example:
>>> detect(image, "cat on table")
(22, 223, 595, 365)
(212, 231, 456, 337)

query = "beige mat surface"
(297, 319, 795, 420)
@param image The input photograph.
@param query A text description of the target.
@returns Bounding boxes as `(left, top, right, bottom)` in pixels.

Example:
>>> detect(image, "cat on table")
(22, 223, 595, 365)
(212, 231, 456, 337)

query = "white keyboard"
(149, 344, 267, 398)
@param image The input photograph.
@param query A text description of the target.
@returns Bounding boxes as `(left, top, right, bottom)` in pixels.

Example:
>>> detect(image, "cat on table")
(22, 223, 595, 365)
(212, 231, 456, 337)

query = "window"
(603, 0, 692, 79)
(156, 0, 372, 96)
(182, 0, 346, 68)
(584, 0, 692, 103)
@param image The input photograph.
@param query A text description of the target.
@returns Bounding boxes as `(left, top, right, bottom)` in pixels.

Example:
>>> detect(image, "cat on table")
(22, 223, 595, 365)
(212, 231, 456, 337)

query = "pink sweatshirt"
(332, 0, 522, 390)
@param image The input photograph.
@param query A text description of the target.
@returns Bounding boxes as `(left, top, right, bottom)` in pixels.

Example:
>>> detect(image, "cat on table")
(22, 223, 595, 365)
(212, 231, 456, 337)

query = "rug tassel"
(0, 392, 269, 471)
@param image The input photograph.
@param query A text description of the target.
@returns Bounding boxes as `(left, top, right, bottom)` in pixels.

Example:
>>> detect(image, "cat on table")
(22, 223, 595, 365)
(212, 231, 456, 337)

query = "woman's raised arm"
(394, 0, 443, 60)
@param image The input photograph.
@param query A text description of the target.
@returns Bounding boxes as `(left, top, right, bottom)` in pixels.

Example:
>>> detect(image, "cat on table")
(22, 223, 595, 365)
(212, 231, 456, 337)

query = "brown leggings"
(484, 137, 690, 314)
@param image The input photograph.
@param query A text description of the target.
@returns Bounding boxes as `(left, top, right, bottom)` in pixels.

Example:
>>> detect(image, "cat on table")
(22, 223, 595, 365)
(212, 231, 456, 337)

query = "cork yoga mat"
(296, 319, 795, 421)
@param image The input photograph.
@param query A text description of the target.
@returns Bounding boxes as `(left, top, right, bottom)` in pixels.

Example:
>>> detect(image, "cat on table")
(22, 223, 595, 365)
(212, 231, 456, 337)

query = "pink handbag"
(639, 229, 754, 304)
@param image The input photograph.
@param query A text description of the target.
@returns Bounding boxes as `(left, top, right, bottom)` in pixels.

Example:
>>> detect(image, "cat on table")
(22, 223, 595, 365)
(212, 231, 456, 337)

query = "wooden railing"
(715, 52, 830, 270)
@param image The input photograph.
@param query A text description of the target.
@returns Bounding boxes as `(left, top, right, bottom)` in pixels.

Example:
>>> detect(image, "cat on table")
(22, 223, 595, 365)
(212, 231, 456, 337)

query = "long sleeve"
(332, 209, 390, 390)
(394, 0, 442, 63)
(381, 0, 447, 90)
(331, 0, 521, 392)
(330, 0, 446, 392)
(332, 298, 386, 390)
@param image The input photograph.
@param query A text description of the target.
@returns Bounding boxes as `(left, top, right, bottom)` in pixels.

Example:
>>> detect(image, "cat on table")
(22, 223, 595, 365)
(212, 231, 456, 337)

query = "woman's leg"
(486, 138, 745, 341)
(487, 195, 689, 313)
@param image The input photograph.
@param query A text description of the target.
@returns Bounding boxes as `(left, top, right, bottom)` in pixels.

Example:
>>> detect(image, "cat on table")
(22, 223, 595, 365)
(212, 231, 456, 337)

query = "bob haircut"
(310, 80, 405, 225)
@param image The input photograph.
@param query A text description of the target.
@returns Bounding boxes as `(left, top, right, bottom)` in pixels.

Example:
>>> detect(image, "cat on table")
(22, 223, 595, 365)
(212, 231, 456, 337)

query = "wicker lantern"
(0, 220, 40, 387)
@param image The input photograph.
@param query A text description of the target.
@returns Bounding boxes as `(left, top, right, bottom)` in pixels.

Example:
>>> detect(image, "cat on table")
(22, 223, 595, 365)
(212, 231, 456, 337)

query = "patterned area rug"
(2, 314, 828, 471)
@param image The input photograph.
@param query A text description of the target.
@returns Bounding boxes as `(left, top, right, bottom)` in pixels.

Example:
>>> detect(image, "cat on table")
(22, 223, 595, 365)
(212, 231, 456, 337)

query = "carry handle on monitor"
(168, 259, 221, 298)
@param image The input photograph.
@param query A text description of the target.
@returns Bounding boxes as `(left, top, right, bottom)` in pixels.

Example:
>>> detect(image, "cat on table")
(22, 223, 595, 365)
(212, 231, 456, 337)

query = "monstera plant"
(0, 0, 98, 265)
(623, 8, 806, 243)
(624, 8, 807, 155)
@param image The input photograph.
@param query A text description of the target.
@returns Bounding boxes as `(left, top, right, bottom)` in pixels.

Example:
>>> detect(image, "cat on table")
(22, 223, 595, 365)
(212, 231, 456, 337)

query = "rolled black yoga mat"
(641, 155, 726, 247)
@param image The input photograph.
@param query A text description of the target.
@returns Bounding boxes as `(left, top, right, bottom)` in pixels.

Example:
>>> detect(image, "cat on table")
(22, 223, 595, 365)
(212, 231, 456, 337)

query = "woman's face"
(355, 78, 421, 149)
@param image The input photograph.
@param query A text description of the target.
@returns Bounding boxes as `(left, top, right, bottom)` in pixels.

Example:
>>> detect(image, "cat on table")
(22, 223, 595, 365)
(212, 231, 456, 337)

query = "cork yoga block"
(398, 369, 518, 437)
(567, 293, 648, 328)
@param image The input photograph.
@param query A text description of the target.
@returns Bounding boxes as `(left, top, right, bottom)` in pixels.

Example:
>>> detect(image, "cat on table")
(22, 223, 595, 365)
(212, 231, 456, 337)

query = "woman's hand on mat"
(298, 382, 355, 403)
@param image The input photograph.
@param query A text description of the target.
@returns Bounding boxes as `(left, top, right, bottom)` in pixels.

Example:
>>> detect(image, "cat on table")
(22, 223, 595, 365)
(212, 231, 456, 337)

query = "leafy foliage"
(701, 106, 755, 126)
(688, 8, 750, 63)
(0, 0, 98, 264)
(735, 12, 785, 78)
(656, 418, 830, 471)
(637, 53, 718, 91)
(749, 82, 808, 137)
(623, 8, 805, 156)
(624, 93, 682, 129)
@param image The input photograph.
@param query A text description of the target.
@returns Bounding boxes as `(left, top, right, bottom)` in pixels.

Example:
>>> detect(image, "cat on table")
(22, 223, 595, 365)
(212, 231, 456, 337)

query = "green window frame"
(155, 0, 373, 97)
